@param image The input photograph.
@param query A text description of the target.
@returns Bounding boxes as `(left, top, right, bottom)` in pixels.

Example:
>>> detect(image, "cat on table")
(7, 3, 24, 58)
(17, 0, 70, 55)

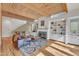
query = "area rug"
(19, 38, 47, 56)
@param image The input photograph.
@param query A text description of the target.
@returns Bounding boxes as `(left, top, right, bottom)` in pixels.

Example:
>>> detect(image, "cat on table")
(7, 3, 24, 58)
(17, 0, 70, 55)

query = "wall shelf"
(50, 20, 66, 35)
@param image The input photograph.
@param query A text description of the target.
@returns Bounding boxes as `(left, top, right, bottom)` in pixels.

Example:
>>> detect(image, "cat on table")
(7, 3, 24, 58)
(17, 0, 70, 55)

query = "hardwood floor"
(0, 37, 1, 56)
(32, 40, 79, 56)
(1, 38, 79, 56)
(0, 45, 1, 56)
(1, 37, 22, 56)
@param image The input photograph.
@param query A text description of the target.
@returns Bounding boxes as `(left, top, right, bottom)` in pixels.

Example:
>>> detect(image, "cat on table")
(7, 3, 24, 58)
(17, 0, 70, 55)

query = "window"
(70, 20, 79, 35)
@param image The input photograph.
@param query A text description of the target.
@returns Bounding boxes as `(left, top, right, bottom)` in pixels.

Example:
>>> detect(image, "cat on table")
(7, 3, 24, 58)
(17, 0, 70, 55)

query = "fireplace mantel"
(37, 29, 48, 32)
(37, 29, 48, 39)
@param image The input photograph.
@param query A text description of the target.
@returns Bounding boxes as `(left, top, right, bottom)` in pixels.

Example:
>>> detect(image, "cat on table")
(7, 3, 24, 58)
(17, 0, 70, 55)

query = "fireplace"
(38, 31, 47, 39)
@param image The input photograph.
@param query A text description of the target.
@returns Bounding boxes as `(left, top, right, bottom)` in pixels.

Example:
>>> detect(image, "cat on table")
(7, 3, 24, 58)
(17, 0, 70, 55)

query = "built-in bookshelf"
(50, 20, 66, 35)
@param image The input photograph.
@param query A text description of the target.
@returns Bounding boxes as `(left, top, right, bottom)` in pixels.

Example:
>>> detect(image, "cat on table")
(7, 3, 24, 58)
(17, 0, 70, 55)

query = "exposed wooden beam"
(2, 10, 34, 21)
(2, 3, 41, 19)
(62, 4, 68, 13)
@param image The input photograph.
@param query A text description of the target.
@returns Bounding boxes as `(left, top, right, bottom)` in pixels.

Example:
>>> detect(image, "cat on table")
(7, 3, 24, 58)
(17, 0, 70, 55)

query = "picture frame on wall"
(41, 20, 45, 26)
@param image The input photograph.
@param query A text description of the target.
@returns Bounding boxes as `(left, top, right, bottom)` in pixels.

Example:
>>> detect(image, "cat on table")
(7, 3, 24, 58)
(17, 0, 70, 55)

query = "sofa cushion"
(18, 40, 24, 48)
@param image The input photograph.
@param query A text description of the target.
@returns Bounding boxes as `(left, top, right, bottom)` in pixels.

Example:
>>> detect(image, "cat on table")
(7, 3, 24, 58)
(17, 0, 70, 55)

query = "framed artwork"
(41, 20, 45, 26)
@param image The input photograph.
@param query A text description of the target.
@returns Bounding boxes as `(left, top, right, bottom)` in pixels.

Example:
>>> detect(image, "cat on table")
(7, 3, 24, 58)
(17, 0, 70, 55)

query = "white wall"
(34, 13, 66, 41)
(37, 17, 50, 29)
(15, 21, 33, 34)
(2, 16, 27, 37)
(67, 3, 79, 12)
(66, 16, 79, 45)
(66, 3, 79, 45)
(31, 17, 50, 39)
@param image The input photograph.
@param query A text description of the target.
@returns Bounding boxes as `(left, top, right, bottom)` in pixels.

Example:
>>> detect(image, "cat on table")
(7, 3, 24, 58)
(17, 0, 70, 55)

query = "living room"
(0, 3, 79, 56)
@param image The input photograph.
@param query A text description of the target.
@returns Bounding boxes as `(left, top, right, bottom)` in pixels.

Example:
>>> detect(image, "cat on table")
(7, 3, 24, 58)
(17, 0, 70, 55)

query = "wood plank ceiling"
(2, 3, 67, 20)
